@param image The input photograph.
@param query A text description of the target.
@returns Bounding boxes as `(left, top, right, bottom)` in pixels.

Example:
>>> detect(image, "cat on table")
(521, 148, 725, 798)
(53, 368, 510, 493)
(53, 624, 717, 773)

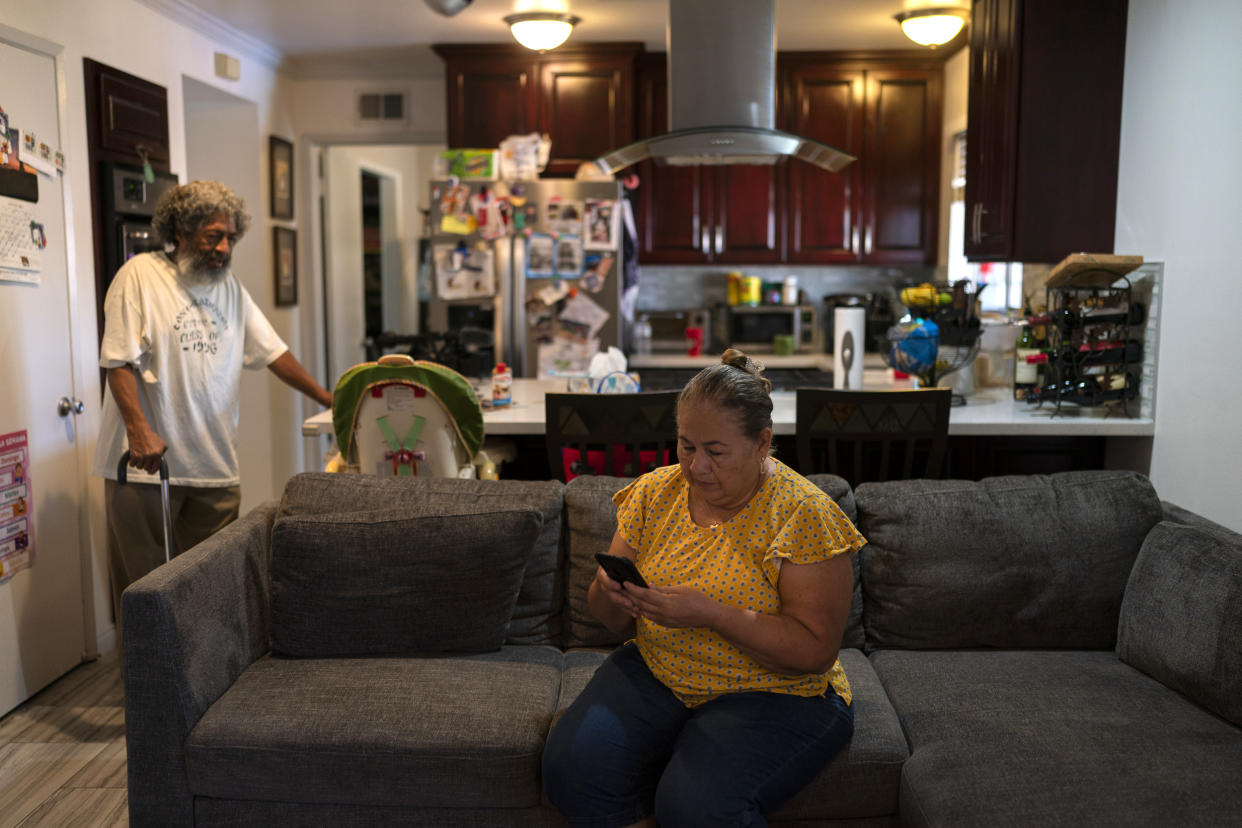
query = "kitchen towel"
(833, 307, 865, 390)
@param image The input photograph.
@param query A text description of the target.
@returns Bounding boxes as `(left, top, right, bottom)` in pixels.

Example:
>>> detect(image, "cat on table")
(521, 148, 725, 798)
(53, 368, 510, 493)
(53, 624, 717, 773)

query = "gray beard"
(174, 249, 229, 283)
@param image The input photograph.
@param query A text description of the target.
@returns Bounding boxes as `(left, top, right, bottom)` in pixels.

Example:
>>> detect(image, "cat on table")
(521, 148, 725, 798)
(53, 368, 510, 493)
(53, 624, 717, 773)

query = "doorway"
(318, 144, 443, 385)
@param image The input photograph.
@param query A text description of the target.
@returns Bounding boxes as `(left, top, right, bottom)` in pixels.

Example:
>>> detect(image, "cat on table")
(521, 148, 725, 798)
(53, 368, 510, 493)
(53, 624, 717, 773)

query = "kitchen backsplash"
(635, 264, 943, 311)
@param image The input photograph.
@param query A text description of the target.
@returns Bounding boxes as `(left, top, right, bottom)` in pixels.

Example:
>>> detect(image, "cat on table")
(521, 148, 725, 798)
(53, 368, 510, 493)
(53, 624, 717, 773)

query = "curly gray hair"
(151, 180, 251, 248)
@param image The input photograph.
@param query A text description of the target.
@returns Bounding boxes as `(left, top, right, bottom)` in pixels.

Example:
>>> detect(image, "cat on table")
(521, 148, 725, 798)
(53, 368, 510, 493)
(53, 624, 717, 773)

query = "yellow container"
(741, 275, 762, 307)
(727, 271, 742, 305)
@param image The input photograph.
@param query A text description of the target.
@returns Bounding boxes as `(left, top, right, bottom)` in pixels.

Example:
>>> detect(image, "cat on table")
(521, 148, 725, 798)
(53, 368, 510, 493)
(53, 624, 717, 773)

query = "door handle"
(57, 396, 85, 417)
(971, 204, 981, 244)
(864, 226, 874, 256)
(714, 226, 723, 256)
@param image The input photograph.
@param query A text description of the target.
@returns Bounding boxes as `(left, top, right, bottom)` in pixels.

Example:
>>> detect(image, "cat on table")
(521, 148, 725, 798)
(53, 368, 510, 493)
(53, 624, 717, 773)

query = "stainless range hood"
(594, 0, 855, 174)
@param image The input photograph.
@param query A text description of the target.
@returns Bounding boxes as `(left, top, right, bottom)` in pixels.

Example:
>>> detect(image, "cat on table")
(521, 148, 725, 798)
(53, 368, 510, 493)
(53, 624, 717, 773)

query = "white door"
(0, 35, 86, 715)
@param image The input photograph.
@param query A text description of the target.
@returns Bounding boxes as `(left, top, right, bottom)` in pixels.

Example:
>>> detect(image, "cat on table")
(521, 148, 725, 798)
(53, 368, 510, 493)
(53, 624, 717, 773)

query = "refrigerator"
(427, 178, 626, 379)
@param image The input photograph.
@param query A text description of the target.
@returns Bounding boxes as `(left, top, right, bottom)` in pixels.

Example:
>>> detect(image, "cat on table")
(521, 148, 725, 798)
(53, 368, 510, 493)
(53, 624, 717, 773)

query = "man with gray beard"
(92, 180, 332, 631)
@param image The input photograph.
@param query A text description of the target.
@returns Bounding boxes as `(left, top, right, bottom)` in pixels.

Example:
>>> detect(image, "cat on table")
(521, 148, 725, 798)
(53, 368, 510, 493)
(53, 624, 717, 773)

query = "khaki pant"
(105, 479, 241, 633)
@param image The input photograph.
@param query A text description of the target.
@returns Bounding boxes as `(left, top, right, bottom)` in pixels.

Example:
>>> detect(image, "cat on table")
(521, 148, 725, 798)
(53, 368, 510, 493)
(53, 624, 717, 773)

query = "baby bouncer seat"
(331, 354, 485, 478)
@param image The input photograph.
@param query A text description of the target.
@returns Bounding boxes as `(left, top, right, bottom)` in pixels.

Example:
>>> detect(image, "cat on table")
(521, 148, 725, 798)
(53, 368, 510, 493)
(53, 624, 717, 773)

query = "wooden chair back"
(544, 391, 681, 482)
(795, 388, 951, 485)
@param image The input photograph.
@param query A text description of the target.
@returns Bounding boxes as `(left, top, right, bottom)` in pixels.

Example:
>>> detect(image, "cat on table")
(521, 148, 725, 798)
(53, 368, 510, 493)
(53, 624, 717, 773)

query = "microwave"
(720, 305, 821, 352)
(642, 309, 712, 352)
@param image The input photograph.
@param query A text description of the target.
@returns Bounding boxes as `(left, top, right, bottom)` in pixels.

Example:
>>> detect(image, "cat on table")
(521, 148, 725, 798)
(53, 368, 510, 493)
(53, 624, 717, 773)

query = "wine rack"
(1032, 267, 1144, 417)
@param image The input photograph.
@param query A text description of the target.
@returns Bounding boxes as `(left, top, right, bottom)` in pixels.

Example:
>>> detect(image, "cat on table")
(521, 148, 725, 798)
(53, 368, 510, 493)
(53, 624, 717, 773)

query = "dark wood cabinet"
(783, 64, 864, 263)
(83, 59, 171, 356)
(435, 43, 640, 178)
(782, 57, 941, 265)
(964, 0, 1128, 263)
(861, 66, 943, 264)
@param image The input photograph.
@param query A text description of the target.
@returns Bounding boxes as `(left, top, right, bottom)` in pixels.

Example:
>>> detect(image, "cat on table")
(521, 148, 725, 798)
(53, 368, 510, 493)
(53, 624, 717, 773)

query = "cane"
(117, 450, 174, 563)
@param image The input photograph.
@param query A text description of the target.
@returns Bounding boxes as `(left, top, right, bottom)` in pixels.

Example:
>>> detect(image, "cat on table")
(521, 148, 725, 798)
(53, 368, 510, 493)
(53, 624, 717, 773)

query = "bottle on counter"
(782, 276, 799, 305)
(1027, 302, 1146, 332)
(634, 315, 653, 355)
(1024, 373, 1138, 406)
(1013, 322, 1040, 400)
(1023, 339, 1144, 372)
(727, 271, 742, 305)
(491, 362, 512, 407)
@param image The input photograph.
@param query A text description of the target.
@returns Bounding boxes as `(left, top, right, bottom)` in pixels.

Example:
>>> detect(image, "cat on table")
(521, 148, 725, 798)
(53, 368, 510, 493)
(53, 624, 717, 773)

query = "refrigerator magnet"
(555, 234, 584, 279)
(584, 199, 620, 250)
(526, 233, 555, 278)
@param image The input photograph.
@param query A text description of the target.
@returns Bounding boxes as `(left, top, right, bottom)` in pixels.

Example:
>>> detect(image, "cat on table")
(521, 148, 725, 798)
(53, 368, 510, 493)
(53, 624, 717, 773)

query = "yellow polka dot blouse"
(613, 459, 866, 708)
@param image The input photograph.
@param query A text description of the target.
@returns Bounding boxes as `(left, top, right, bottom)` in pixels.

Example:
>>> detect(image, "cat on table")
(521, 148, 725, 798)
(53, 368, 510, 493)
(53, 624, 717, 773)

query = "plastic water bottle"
(491, 362, 512, 407)
(635, 316, 653, 355)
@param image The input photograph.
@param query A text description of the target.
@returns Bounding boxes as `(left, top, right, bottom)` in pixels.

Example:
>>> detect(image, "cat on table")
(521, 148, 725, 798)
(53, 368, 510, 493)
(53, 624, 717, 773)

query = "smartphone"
(594, 552, 649, 589)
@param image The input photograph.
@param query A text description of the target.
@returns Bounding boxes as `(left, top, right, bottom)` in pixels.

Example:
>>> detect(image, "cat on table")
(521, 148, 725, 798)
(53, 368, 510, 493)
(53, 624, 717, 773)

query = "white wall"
(0, 0, 301, 654)
(1115, 0, 1242, 531)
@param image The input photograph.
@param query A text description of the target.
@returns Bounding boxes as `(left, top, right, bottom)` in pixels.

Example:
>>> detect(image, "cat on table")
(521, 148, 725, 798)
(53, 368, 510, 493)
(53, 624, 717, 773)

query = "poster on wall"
(0, 194, 44, 285)
(0, 430, 33, 584)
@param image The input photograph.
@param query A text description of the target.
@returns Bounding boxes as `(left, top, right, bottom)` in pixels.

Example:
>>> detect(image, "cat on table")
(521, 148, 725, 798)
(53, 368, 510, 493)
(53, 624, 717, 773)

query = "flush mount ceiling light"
(505, 12, 581, 51)
(894, 6, 969, 47)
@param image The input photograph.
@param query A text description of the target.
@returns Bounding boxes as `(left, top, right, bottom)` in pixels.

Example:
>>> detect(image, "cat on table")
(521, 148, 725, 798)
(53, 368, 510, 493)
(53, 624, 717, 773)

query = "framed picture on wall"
(273, 226, 297, 306)
(269, 135, 294, 219)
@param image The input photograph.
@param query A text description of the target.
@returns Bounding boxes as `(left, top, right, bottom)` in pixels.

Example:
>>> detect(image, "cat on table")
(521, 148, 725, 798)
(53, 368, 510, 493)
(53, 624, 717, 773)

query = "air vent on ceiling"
(357, 91, 407, 123)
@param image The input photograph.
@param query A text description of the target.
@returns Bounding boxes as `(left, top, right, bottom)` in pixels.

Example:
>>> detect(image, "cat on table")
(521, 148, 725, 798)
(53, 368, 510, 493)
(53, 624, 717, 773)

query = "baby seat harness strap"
(376, 414, 426, 475)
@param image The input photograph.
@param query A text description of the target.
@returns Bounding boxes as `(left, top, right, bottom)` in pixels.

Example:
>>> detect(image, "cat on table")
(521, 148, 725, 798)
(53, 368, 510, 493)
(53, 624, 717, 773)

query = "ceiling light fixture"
(894, 6, 969, 47)
(505, 12, 581, 51)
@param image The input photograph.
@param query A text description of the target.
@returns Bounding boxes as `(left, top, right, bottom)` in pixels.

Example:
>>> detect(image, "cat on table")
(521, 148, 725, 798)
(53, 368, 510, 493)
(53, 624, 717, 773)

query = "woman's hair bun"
(719, 348, 771, 393)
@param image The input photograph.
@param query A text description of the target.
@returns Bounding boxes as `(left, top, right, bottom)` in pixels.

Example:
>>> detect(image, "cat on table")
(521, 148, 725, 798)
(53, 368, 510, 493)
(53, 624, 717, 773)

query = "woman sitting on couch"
(543, 349, 866, 828)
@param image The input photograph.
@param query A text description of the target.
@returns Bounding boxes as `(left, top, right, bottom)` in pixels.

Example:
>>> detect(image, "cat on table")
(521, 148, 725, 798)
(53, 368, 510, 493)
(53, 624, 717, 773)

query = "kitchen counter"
(303, 380, 1155, 439)
(628, 352, 889, 371)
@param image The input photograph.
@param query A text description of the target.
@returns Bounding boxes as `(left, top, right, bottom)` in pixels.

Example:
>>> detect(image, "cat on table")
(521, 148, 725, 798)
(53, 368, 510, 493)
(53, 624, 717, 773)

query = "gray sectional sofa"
(122, 469, 1242, 826)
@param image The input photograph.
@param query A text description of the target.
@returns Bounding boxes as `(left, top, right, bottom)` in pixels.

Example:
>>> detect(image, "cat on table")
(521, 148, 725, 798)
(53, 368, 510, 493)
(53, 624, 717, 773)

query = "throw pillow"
(271, 507, 542, 657)
(1118, 521, 1242, 727)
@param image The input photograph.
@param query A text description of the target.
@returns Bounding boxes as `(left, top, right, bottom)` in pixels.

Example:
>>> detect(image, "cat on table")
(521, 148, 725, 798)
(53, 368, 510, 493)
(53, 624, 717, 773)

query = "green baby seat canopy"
(332, 355, 484, 475)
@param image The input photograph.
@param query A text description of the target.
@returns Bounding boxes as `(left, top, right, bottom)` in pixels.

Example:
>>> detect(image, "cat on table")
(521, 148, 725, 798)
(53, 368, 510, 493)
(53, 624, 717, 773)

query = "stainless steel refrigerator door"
(512, 180, 624, 378)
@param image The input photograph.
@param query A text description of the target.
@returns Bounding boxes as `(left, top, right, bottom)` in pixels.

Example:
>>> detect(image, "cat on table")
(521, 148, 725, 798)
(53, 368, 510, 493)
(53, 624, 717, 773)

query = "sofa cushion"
(856, 471, 1163, 650)
(271, 506, 541, 656)
(806, 474, 864, 651)
(871, 649, 1242, 827)
(1118, 520, 1242, 727)
(185, 648, 564, 809)
(552, 647, 906, 820)
(277, 473, 567, 645)
(562, 476, 632, 649)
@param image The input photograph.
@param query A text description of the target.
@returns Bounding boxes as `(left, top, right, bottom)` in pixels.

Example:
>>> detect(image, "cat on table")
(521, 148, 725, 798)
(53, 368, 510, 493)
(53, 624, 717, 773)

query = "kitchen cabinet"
(633, 55, 783, 264)
(783, 58, 942, 265)
(83, 58, 170, 353)
(435, 43, 641, 178)
(634, 54, 941, 266)
(964, 0, 1128, 263)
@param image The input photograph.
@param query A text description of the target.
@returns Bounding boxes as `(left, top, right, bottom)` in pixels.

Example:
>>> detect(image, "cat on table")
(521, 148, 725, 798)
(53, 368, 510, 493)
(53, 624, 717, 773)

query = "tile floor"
(0, 652, 127, 827)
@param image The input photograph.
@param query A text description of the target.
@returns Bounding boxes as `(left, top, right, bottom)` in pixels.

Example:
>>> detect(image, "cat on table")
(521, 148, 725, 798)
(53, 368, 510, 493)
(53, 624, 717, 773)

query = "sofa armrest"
(122, 500, 277, 827)
(1161, 500, 1242, 541)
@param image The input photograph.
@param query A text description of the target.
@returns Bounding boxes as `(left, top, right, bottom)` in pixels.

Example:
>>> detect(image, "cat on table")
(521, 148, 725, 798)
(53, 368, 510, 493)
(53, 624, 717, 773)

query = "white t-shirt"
(91, 251, 288, 487)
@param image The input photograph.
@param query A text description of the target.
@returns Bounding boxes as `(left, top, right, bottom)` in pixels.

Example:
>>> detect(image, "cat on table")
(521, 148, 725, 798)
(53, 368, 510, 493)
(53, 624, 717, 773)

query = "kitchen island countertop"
(303, 379, 1154, 439)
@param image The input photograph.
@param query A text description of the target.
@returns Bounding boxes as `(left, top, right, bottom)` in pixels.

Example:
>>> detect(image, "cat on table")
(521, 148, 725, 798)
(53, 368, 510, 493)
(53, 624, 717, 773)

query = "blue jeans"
(543, 642, 854, 828)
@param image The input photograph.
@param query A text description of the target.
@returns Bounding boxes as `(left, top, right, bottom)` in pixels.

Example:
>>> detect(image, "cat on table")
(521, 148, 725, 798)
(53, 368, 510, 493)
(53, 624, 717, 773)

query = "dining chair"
(544, 391, 681, 482)
(794, 387, 952, 485)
